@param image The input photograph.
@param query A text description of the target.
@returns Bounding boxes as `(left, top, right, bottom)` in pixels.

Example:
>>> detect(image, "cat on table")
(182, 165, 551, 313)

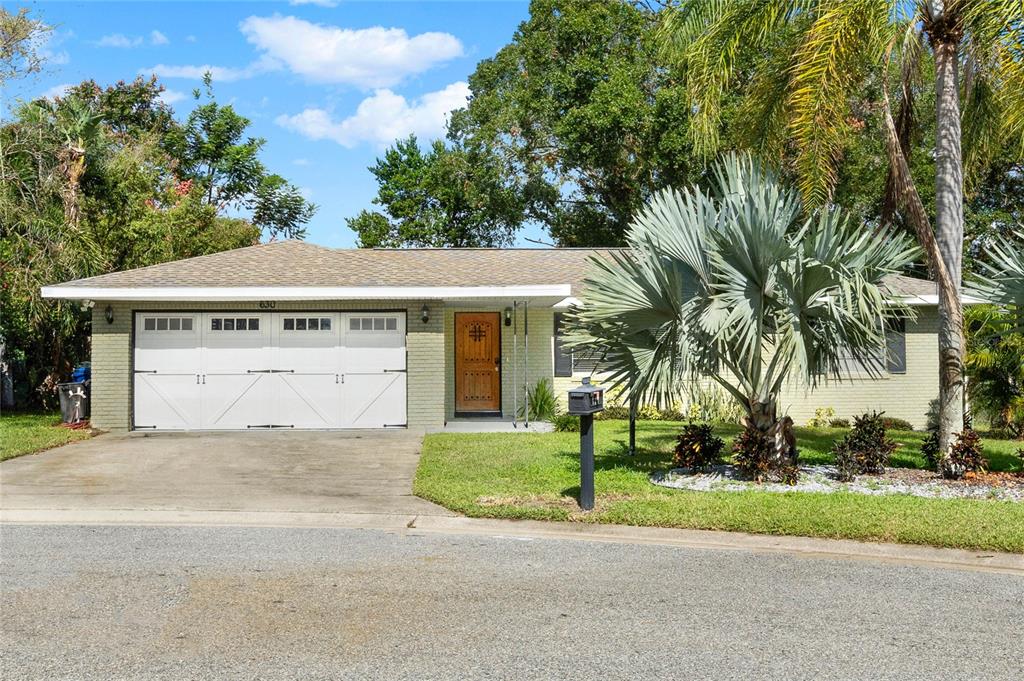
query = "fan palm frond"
(567, 152, 917, 423)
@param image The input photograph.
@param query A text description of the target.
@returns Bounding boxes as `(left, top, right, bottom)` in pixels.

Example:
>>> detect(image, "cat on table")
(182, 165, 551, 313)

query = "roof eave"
(39, 284, 573, 302)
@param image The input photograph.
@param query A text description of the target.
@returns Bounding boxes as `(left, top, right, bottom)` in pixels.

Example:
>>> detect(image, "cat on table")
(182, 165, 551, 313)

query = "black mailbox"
(567, 377, 604, 415)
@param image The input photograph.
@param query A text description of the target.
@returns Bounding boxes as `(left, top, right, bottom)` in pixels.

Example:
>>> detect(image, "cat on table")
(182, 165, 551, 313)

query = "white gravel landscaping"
(650, 464, 1024, 502)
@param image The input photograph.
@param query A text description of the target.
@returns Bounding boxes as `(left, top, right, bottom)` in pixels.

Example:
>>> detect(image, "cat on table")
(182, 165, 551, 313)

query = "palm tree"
(659, 1, 1024, 456)
(567, 154, 917, 463)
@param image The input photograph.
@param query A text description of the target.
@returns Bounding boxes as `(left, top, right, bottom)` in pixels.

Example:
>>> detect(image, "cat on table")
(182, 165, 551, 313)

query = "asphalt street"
(1, 524, 1021, 680)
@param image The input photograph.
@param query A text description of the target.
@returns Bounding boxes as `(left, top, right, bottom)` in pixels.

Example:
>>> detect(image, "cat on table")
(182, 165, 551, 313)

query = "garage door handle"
(336, 374, 343, 384)
(247, 369, 272, 374)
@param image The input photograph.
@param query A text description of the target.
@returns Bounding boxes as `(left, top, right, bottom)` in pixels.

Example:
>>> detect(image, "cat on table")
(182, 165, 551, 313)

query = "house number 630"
(258, 301, 276, 309)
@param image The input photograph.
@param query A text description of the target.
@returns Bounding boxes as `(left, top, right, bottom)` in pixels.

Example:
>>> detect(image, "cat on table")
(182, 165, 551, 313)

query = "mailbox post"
(567, 377, 604, 510)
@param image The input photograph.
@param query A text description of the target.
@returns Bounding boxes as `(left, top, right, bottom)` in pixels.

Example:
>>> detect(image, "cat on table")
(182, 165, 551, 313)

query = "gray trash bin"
(57, 381, 90, 424)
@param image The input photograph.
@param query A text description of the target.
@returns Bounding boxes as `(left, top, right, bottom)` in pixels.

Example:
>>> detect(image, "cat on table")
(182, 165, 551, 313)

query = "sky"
(5, 0, 538, 248)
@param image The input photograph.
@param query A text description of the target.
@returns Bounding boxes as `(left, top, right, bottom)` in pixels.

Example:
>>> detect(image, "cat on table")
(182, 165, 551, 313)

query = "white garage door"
(133, 311, 406, 430)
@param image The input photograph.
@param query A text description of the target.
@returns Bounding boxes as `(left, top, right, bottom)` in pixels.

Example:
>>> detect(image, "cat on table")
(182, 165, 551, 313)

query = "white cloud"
(158, 89, 186, 105)
(185, 35, 197, 43)
(41, 83, 73, 100)
(239, 15, 463, 88)
(290, 0, 338, 6)
(150, 30, 169, 46)
(276, 81, 470, 148)
(95, 33, 143, 48)
(293, 158, 310, 166)
(140, 55, 279, 83)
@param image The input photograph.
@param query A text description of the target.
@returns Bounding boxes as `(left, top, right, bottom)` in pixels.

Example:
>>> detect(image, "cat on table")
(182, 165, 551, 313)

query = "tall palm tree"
(660, 1, 1024, 455)
(567, 154, 917, 462)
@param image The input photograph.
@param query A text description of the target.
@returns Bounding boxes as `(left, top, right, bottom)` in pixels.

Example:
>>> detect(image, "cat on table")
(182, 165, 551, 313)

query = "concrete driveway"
(0, 431, 451, 516)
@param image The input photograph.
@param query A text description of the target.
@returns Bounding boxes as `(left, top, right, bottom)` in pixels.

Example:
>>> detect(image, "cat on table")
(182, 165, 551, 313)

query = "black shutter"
(553, 312, 573, 377)
(885, 318, 906, 374)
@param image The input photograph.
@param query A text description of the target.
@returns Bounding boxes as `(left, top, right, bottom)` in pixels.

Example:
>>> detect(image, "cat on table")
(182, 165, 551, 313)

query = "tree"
(0, 75, 279, 406)
(448, 0, 698, 245)
(0, 7, 51, 86)
(660, 0, 1024, 456)
(65, 77, 177, 140)
(567, 154, 917, 464)
(348, 135, 524, 248)
(964, 306, 1024, 437)
(969, 235, 1024, 437)
(164, 73, 316, 240)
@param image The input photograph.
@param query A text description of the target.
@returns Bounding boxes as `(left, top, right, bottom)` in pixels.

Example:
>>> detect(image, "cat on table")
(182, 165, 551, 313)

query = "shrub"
(921, 431, 940, 469)
(595, 404, 630, 420)
(1016, 447, 1024, 472)
(520, 378, 557, 421)
(830, 411, 897, 481)
(636, 404, 661, 420)
(807, 406, 836, 428)
(658, 406, 687, 421)
(685, 387, 745, 424)
(828, 418, 851, 428)
(732, 426, 797, 483)
(672, 422, 725, 469)
(881, 416, 914, 431)
(942, 428, 988, 479)
(552, 413, 579, 433)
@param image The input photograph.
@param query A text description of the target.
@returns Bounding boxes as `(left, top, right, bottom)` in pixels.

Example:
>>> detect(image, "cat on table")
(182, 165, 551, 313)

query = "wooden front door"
(455, 312, 501, 413)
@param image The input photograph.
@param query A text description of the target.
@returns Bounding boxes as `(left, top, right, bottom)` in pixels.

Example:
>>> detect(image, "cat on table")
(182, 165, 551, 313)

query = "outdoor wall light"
(504, 307, 513, 326)
(420, 304, 430, 324)
(104, 305, 114, 325)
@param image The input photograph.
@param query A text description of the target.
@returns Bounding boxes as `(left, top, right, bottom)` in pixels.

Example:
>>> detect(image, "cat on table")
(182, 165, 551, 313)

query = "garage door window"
(210, 317, 260, 332)
(142, 316, 194, 332)
(349, 316, 398, 332)
(282, 317, 332, 332)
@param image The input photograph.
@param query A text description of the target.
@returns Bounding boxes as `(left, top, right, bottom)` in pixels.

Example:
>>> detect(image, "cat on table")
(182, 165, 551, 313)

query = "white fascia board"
(553, 296, 582, 308)
(40, 284, 573, 301)
(899, 294, 986, 306)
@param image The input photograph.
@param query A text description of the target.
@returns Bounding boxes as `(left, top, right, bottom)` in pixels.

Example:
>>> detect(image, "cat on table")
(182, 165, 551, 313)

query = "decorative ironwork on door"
(469, 323, 486, 342)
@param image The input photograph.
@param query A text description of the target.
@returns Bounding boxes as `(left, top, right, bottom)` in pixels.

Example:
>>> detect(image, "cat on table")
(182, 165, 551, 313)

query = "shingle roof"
(48, 240, 938, 300)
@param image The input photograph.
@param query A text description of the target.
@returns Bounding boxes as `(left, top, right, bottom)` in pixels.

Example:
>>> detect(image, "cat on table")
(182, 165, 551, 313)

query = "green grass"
(0, 412, 93, 462)
(415, 421, 1024, 553)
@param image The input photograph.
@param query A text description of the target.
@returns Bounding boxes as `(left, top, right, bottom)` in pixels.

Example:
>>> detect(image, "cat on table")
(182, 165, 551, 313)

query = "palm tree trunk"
(934, 38, 965, 455)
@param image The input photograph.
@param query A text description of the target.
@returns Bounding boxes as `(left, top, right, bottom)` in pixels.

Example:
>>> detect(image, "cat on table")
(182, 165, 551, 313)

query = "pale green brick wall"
(553, 308, 940, 430)
(779, 308, 939, 428)
(89, 300, 445, 431)
(445, 305, 554, 420)
(90, 305, 132, 431)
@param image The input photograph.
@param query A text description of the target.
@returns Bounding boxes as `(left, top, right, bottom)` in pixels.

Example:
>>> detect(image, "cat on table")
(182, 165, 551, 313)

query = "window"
(143, 316, 194, 332)
(209, 316, 260, 332)
(835, 318, 907, 375)
(885, 318, 907, 374)
(348, 316, 399, 332)
(282, 317, 333, 332)
(554, 312, 599, 377)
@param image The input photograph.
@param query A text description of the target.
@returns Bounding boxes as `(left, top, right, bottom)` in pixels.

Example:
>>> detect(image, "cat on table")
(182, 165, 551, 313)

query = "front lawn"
(414, 421, 1024, 553)
(0, 412, 93, 462)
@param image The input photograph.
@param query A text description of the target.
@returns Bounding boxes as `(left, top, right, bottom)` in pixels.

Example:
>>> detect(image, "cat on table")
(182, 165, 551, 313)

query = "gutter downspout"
(524, 299, 529, 429)
(512, 301, 518, 429)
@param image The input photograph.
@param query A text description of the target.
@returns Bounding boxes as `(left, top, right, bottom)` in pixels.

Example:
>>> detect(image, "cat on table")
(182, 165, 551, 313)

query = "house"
(42, 240, 949, 431)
